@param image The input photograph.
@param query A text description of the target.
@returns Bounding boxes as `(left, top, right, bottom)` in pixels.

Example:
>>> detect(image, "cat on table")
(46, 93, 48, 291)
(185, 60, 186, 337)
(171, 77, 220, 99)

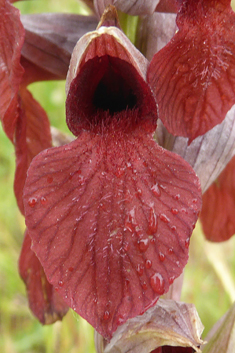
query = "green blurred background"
(0, 0, 235, 352)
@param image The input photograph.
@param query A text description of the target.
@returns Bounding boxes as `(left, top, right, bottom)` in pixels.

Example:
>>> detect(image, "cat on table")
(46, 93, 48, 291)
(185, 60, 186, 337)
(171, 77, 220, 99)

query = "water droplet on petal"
(160, 214, 170, 223)
(141, 281, 148, 290)
(40, 196, 47, 205)
(58, 280, 64, 287)
(185, 237, 190, 248)
(145, 259, 152, 269)
(103, 311, 110, 320)
(47, 176, 53, 184)
(171, 225, 176, 231)
(28, 197, 37, 208)
(151, 183, 161, 197)
(168, 248, 173, 255)
(174, 194, 180, 200)
(148, 208, 158, 234)
(181, 208, 188, 214)
(169, 276, 175, 284)
(150, 273, 165, 294)
(159, 252, 165, 262)
(171, 208, 178, 215)
(138, 238, 149, 252)
(136, 264, 144, 276)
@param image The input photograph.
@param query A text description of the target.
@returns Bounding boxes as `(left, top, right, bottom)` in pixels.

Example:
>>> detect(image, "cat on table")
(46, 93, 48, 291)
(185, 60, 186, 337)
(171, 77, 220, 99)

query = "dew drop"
(58, 280, 64, 287)
(171, 225, 176, 231)
(192, 198, 197, 204)
(159, 214, 170, 223)
(150, 236, 155, 244)
(168, 248, 173, 255)
(148, 208, 158, 234)
(141, 281, 148, 290)
(150, 273, 165, 294)
(28, 197, 37, 208)
(181, 208, 188, 214)
(145, 259, 152, 269)
(103, 311, 110, 320)
(40, 196, 47, 205)
(151, 183, 161, 197)
(159, 252, 165, 262)
(171, 208, 178, 215)
(136, 264, 144, 276)
(169, 276, 175, 284)
(47, 176, 53, 184)
(138, 238, 149, 252)
(185, 237, 190, 248)
(174, 194, 180, 200)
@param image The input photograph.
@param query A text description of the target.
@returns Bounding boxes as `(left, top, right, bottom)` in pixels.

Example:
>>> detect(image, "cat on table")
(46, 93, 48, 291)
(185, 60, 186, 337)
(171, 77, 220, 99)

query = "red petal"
(0, 0, 25, 141)
(14, 88, 51, 213)
(200, 156, 235, 242)
(148, 0, 235, 141)
(23, 130, 201, 339)
(19, 230, 69, 324)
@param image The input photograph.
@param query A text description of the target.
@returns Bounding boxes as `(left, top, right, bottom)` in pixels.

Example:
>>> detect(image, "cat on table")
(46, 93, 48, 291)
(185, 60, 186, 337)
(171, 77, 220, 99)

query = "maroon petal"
(19, 230, 69, 324)
(200, 155, 235, 242)
(0, 0, 25, 141)
(14, 88, 51, 214)
(23, 130, 201, 339)
(148, 0, 235, 141)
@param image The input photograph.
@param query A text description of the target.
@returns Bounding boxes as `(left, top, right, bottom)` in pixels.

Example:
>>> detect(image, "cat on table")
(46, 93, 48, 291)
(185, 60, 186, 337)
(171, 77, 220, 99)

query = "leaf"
(19, 230, 69, 324)
(0, 0, 25, 141)
(156, 104, 235, 193)
(23, 130, 201, 339)
(200, 155, 235, 242)
(148, 0, 235, 141)
(203, 302, 235, 353)
(95, 299, 203, 353)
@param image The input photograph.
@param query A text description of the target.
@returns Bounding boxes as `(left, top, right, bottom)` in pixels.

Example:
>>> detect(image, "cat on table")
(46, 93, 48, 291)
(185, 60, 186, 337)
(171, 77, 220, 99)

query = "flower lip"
(65, 26, 158, 136)
(66, 53, 157, 135)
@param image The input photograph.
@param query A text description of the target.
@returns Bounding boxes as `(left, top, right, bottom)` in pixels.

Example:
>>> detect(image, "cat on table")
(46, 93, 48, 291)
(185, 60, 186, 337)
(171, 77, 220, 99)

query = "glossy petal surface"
(19, 230, 69, 324)
(24, 130, 201, 339)
(200, 156, 235, 242)
(14, 88, 51, 213)
(148, 0, 235, 141)
(0, 0, 24, 141)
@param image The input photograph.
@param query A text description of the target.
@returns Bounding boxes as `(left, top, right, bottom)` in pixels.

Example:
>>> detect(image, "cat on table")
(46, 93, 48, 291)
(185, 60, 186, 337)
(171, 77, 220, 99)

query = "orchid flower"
(1, 0, 235, 351)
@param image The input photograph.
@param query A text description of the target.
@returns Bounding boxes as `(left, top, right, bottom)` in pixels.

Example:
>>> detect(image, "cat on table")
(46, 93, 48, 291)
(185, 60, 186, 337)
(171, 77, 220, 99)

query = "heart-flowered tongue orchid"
(23, 9, 202, 339)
